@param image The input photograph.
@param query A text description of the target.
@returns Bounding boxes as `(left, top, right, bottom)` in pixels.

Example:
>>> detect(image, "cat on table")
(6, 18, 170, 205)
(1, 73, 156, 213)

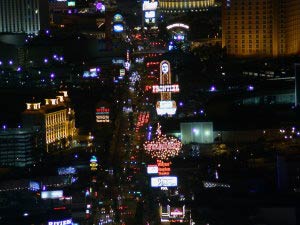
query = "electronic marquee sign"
(151, 176, 178, 187)
(156, 100, 177, 115)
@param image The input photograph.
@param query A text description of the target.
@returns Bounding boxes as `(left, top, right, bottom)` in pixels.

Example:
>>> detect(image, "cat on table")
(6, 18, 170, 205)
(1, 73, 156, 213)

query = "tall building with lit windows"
(222, 0, 300, 57)
(0, 0, 49, 35)
(285, 0, 300, 55)
(22, 91, 76, 152)
(159, 0, 216, 13)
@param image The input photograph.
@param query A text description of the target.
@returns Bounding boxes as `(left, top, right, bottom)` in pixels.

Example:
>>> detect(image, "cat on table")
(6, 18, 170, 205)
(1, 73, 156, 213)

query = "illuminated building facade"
(22, 91, 76, 152)
(222, 0, 300, 57)
(180, 122, 213, 144)
(0, 128, 41, 167)
(159, 0, 215, 13)
(0, 0, 49, 35)
(285, 0, 300, 55)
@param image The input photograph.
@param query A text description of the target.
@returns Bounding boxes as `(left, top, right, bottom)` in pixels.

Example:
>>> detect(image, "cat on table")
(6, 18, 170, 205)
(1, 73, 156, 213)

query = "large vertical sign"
(154, 60, 178, 116)
(143, 0, 157, 26)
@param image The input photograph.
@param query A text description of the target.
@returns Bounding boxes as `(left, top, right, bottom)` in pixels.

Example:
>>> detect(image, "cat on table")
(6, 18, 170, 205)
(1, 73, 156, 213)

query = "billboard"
(41, 190, 63, 199)
(147, 165, 158, 174)
(156, 100, 177, 115)
(143, 0, 158, 11)
(151, 176, 178, 187)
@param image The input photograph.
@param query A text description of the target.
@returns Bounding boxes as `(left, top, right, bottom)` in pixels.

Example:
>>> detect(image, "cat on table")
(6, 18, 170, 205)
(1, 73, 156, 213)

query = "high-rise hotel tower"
(0, 0, 49, 35)
(222, 0, 300, 57)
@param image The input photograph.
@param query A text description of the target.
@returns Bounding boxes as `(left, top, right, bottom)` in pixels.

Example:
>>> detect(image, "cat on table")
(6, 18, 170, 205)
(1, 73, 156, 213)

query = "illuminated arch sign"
(166, 23, 190, 30)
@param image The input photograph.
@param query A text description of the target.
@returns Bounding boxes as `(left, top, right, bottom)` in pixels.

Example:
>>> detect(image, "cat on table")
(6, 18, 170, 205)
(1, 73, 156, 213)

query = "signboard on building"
(96, 107, 110, 123)
(120, 69, 126, 76)
(142, 0, 158, 11)
(147, 165, 158, 174)
(41, 190, 63, 199)
(157, 160, 171, 176)
(58, 167, 76, 175)
(48, 219, 72, 225)
(113, 14, 124, 22)
(156, 100, 177, 115)
(170, 207, 184, 217)
(90, 155, 98, 171)
(151, 176, 178, 187)
(152, 84, 180, 93)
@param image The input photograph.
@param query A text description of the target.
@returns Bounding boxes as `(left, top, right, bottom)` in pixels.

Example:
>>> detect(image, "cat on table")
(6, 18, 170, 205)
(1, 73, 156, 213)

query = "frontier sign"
(152, 84, 179, 93)
(154, 60, 179, 116)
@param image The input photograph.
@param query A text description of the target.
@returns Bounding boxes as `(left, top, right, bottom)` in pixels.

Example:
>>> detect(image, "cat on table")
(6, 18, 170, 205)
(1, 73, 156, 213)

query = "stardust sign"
(152, 84, 179, 93)
(144, 139, 181, 152)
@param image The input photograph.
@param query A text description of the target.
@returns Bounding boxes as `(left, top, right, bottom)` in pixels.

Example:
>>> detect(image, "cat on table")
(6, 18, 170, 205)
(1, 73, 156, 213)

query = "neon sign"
(152, 84, 180, 93)
(143, 123, 182, 160)
(48, 219, 72, 225)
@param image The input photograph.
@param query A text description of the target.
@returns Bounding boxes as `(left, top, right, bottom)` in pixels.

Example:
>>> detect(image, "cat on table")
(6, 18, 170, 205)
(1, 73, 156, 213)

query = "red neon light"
(53, 206, 66, 210)
(96, 108, 110, 113)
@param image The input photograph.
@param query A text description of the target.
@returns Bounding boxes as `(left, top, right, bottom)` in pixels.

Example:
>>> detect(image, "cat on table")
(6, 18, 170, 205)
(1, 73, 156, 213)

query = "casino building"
(222, 0, 300, 57)
(0, 0, 49, 34)
(22, 91, 76, 152)
(158, 0, 216, 13)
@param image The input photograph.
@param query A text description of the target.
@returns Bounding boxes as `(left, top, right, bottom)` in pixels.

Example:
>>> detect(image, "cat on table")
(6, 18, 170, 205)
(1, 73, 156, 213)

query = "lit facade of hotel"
(222, 0, 300, 57)
(0, 0, 49, 34)
(159, 0, 215, 13)
(0, 128, 38, 167)
(22, 91, 76, 152)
